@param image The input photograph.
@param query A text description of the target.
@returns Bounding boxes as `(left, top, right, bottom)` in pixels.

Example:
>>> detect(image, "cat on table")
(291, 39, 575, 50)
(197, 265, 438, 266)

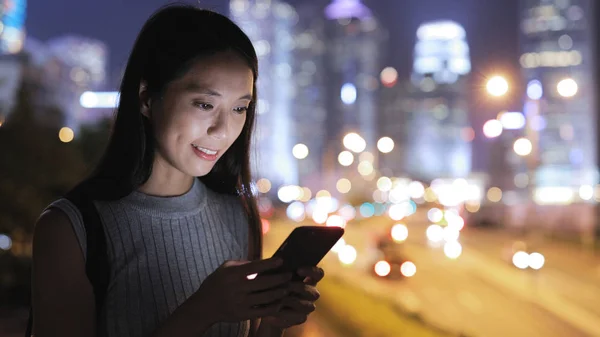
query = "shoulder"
(32, 204, 96, 336)
(38, 198, 88, 260)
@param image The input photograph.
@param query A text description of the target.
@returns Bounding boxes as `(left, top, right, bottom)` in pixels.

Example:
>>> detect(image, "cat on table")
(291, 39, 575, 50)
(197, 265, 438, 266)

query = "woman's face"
(146, 50, 253, 178)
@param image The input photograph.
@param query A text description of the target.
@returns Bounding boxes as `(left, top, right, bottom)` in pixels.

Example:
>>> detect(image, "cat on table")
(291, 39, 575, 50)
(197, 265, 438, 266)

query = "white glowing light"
(326, 214, 346, 228)
(80, 91, 120, 108)
(443, 241, 462, 259)
(391, 224, 409, 242)
(443, 226, 460, 242)
(499, 112, 526, 130)
(338, 151, 354, 166)
(427, 208, 444, 223)
(483, 119, 503, 138)
(527, 80, 543, 100)
(512, 251, 530, 269)
(377, 137, 395, 153)
(408, 181, 425, 199)
(486, 76, 509, 97)
(374, 260, 391, 277)
(557, 78, 578, 97)
(426, 224, 444, 242)
(528, 252, 545, 270)
(579, 185, 594, 201)
(400, 261, 417, 277)
(338, 245, 357, 265)
(341, 83, 357, 104)
(292, 143, 309, 159)
(513, 138, 533, 156)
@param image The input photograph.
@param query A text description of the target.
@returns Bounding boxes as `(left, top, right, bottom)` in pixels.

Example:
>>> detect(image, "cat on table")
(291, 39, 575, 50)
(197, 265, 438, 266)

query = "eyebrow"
(184, 83, 252, 100)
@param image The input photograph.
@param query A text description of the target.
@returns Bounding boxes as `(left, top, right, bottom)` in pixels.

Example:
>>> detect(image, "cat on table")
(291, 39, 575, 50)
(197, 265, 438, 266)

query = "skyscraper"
(323, 0, 386, 160)
(519, 0, 597, 201)
(0, 0, 26, 55)
(46, 36, 108, 128)
(229, 0, 299, 188)
(386, 20, 472, 181)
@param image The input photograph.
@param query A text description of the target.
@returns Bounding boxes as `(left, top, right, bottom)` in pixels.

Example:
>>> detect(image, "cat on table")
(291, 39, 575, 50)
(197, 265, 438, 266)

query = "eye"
(193, 101, 213, 110)
(234, 106, 249, 114)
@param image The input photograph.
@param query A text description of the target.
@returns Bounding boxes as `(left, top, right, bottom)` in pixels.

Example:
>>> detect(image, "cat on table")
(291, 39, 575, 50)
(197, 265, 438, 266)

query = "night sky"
(26, 0, 523, 170)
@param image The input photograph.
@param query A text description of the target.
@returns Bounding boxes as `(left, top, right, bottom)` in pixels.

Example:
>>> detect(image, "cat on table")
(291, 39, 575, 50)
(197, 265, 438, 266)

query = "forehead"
(174, 51, 254, 94)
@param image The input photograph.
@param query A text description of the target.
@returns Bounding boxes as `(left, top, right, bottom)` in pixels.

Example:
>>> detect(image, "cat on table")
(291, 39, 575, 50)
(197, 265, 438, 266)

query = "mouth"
(191, 143, 219, 161)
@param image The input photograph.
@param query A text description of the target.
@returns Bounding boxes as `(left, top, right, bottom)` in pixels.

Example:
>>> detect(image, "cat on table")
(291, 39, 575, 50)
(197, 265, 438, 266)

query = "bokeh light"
(377, 137, 395, 153)
(483, 119, 503, 138)
(338, 151, 354, 166)
(59, 127, 74, 143)
(400, 261, 417, 277)
(336, 178, 352, 194)
(557, 78, 578, 97)
(513, 138, 533, 156)
(486, 75, 509, 96)
(292, 143, 309, 159)
(374, 260, 391, 276)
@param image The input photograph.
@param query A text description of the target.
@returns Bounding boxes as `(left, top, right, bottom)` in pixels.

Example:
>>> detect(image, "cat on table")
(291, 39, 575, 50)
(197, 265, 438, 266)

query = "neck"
(138, 157, 195, 197)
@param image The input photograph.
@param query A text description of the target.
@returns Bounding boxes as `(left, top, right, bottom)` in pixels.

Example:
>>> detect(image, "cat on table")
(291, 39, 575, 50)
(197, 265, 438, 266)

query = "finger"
(297, 266, 324, 285)
(246, 287, 289, 306)
(247, 301, 284, 319)
(272, 309, 309, 326)
(237, 257, 283, 276)
(287, 283, 320, 301)
(244, 272, 292, 292)
(283, 297, 316, 315)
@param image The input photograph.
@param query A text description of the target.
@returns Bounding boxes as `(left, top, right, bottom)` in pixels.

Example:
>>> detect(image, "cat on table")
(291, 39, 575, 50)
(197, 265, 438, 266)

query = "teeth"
(192, 144, 217, 155)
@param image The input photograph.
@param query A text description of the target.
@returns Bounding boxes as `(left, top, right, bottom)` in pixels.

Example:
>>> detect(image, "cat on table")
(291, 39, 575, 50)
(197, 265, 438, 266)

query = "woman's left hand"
(261, 266, 324, 329)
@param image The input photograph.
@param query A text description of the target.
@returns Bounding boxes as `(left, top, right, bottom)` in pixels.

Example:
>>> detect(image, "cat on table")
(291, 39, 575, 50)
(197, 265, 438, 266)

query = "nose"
(207, 109, 229, 140)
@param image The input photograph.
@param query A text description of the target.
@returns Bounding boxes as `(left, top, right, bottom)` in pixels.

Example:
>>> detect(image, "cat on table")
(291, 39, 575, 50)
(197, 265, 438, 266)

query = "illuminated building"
(323, 0, 386, 164)
(519, 0, 597, 194)
(230, 0, 299, 188)
(0, 0, 26, 54)
(289, 0, 328, 191)
(382, 21, 472, 181)
(45, 35, 109, 128)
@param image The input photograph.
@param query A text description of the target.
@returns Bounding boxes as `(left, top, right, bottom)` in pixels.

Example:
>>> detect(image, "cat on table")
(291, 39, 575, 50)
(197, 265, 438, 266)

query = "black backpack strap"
(25, 187, 109, 337)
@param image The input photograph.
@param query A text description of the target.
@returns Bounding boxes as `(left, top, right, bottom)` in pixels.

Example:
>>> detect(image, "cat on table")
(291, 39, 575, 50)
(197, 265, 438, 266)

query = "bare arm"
(32, 209, 96, 337)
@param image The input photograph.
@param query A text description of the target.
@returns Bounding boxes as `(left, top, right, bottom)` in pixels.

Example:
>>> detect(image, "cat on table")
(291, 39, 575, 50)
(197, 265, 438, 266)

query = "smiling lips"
(191, 143, 218, 161)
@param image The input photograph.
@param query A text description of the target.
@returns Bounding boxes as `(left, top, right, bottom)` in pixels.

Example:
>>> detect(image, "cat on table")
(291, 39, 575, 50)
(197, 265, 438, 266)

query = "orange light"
(261, 219, 270, 234)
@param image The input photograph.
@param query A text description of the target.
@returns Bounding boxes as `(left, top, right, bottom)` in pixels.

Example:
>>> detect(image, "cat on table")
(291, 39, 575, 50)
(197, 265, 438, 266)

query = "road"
(264, 211, 600, 337)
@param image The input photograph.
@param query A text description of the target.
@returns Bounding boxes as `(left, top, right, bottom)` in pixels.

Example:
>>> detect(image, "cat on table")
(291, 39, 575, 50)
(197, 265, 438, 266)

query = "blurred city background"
(1, 0, 600, 336)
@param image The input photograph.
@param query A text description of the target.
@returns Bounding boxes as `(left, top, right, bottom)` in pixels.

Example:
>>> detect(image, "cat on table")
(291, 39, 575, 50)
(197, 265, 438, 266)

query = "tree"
(0, 80, 87, 235)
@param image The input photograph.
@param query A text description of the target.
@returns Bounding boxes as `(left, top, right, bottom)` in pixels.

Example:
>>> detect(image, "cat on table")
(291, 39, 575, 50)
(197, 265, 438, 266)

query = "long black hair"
(83, 4, 262, 260)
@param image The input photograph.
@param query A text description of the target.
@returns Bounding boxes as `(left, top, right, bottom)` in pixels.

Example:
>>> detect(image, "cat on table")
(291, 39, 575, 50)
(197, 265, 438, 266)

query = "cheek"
(229, 116, 247, 143)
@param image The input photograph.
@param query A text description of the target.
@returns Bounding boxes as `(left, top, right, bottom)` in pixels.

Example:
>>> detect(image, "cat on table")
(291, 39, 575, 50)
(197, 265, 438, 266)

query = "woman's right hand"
(193, 257, 292, 324)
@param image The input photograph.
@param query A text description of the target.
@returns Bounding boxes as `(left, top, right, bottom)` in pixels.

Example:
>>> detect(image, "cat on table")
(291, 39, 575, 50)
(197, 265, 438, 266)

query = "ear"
(139, 80, 151, 118)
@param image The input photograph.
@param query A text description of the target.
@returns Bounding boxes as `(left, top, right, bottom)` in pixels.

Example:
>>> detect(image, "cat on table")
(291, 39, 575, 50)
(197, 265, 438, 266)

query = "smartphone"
(267, 226, 345, 281)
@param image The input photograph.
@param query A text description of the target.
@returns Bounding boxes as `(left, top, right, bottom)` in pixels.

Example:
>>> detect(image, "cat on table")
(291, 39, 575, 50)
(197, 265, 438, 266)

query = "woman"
(31, 5, 323, 337)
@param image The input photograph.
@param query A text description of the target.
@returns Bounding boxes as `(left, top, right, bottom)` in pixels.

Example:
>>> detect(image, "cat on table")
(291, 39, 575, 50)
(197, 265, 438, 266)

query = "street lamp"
(486, 75, 509, 97)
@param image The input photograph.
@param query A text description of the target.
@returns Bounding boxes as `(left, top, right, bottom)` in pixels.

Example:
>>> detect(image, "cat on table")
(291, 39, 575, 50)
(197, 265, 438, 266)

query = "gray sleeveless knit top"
(46, 178, 251, 337)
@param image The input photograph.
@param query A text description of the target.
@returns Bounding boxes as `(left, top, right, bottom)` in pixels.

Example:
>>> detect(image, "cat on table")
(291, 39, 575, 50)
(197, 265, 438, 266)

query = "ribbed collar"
(122, 178, 207, 217)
